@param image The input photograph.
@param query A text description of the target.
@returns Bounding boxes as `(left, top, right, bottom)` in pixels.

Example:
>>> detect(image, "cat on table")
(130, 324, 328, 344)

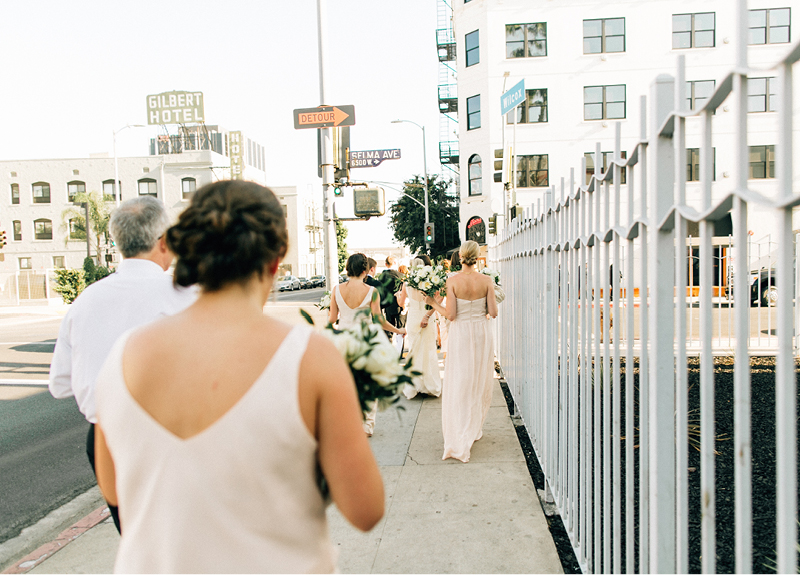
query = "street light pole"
(392, 119, 430, 253)
(113, 124, 146, 208)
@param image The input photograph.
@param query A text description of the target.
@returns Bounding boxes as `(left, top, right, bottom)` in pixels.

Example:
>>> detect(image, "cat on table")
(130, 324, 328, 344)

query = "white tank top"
(96, 325, 336, 573)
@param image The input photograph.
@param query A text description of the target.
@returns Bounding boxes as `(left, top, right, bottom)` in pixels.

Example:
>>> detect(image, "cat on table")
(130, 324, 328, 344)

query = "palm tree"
(60, 191, 113, 263)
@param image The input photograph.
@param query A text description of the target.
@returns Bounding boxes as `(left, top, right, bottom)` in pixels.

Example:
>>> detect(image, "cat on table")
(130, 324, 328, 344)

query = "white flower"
(364, 342, 399, 382)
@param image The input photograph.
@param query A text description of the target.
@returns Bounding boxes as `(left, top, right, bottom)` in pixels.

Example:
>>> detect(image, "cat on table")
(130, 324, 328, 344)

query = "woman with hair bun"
(93, 180, 384, 573)
(426, 240, 498, 463)
(329, 252, 406, 436)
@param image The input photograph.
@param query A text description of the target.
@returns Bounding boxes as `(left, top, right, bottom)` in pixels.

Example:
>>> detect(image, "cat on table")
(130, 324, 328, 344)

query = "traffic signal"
(334, 185, 343, 198)
(488, 214, 497, 235)
(0, 230, 6, 249)
(425, 222, 435, 243)
(494, 148, 504, 183)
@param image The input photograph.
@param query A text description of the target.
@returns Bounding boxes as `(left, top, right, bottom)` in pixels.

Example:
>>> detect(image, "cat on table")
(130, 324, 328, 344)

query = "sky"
(0, 0, 443, 249)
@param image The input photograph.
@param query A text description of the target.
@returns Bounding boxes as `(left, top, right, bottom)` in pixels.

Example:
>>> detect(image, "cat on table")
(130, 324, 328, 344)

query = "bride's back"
(449, 270, 492, 301)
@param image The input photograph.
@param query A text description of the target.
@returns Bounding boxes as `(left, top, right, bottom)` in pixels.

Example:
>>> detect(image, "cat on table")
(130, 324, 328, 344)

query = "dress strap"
(334, 284, 347, 309)
(359, 286, 375, 308)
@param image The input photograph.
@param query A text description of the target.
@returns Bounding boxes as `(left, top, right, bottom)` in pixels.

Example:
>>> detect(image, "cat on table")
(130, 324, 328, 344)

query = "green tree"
(60, 191, 113, 263)
(336, 219, 348, 273)
(389, 174, 459, 259)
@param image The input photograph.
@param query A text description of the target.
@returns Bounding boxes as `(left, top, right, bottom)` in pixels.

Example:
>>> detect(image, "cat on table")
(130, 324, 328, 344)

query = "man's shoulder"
(379, 269, 402, 279)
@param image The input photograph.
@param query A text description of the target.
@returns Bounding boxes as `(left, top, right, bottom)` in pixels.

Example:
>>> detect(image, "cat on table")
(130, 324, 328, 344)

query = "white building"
(444, 0, 799, 250)
(0, 135, 319, 302)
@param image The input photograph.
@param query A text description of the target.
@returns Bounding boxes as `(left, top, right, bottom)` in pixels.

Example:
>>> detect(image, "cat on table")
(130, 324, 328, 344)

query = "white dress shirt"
(49, 258, 197, 423)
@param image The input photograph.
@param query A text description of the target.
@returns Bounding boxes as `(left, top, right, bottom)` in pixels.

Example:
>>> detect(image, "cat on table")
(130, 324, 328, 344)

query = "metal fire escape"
(436, 0, 459, 178)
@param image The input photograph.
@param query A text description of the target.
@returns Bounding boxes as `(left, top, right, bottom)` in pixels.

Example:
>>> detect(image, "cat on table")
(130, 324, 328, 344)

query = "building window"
(67, 180, 85, 201)
(516, 154, 549, 188)
(686, 80, 716, 110)
(583, 18, 625, 54)
(584, 85, 626, 120)
(686, 148, 716, 181)
(32, 182, 51, 204)
(19, 257, 31, 270)
(749, 145, 775, 179)
(11, 183, 19, 205)
(673, 13, 715, 49)
(181, 178, 197, 200)
(69, 218, 86, 240)
(748, 77, 777, 112)
(102, 179, 119, 200)
(465, 30, 479, 67)
(13, 220, 21, 241)
(506, 23, 547, 58)
(138, 178, 158, 197)
(749, 8, 791, 44)
(468, 155, 482, 196)
(53, 256, 65, 269)
(584, 151, 627, 185)
(508, 89, 548, 124)
(34, 219, 53, 240)
(466, 95, 481, 130)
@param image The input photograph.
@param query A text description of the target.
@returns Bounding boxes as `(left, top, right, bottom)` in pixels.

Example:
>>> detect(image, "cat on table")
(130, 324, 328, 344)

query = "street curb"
(2, 507, 109, 574)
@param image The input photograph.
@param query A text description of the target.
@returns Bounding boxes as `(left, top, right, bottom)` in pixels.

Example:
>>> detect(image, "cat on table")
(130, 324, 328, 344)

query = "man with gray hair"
(49, 196, 196, 533)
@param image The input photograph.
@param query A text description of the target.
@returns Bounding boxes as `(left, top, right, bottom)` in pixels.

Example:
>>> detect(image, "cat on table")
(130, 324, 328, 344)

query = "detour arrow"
(293, 105, 356, 129)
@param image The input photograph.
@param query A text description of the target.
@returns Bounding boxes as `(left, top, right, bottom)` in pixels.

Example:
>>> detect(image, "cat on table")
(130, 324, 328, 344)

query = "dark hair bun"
(166, 180, 288, 291)
(346, 253, 368, 277)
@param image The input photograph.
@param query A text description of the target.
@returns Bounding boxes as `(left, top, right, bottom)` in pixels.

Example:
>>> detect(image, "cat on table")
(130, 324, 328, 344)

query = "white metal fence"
(0, 270, 56, 305)
(492, 4, 799, 572)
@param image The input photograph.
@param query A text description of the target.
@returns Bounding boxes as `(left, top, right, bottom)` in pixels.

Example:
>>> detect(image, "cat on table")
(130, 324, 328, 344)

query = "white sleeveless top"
(96, 325, 336, 574)
(334, 283, 374, 328)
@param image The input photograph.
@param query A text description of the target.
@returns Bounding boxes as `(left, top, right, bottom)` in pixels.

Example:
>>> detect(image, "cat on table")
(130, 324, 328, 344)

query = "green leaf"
(299, 308, 315, 325)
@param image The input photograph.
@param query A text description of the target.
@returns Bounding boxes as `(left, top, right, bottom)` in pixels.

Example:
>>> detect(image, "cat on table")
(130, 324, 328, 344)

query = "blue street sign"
(500, 79, 526, 117)
(349, 149, 402, 168)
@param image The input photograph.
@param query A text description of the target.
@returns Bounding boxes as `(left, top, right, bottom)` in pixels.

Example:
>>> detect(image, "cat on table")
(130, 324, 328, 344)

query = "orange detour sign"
(293, 105, 356, 129)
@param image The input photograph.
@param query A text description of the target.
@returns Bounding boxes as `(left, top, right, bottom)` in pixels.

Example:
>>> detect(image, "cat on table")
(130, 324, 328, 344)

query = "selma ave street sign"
(293, 105, 356, 129)
(349, 149, 401, 168)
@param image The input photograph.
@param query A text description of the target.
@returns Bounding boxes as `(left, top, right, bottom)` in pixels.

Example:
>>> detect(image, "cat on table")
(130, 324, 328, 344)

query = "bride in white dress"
(329, 253, 406, 435)
(396, 258, 442, 399)
(426, 241, 498, 463)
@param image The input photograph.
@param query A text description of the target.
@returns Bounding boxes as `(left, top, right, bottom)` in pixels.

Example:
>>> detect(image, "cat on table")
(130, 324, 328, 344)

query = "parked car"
(275, 276, 301, 291)
(297, 277, 310, 289)
(310, 275, 326, 288)
(749, 268, 778, 307)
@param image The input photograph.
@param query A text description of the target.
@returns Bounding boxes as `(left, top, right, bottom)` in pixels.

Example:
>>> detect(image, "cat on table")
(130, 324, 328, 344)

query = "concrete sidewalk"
(4, 377, 563, 574)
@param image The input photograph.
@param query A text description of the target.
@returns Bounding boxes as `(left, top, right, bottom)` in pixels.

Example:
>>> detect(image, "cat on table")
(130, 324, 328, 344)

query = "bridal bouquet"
(316, 291, 332, 311)
(406, 264, 448, 298)
(300, 308, 419, 417)
(481, 267, 506, 304)
(481, 267, 501, 285)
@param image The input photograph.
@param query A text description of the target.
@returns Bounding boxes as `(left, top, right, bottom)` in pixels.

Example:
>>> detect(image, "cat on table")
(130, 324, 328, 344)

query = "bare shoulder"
(299, 331, 351, 390)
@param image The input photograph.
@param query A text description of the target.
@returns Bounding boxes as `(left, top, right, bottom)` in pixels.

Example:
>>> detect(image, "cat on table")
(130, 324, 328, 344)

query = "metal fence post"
(648, 73, 676, 573)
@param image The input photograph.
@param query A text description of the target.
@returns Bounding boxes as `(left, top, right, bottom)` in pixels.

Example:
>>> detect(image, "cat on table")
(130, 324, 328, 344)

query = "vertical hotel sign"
(230, 131, 243, 180)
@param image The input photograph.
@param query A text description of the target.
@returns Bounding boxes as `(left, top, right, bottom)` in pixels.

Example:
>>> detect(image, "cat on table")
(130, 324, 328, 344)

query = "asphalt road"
(0, 388, 94, 545)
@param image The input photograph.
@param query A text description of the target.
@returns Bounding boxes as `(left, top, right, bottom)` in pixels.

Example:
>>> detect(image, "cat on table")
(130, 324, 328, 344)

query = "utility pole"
(317, 0, 339, 291)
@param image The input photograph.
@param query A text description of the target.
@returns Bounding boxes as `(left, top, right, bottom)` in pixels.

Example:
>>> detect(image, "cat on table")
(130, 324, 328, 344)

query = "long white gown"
(402, 286, 442, 399)
(441, 297, 494, 462)
(334, 283, 378, 435)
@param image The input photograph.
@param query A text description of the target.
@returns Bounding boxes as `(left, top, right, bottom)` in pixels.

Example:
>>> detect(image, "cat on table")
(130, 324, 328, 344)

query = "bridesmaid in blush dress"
(427, 241, 497, 463)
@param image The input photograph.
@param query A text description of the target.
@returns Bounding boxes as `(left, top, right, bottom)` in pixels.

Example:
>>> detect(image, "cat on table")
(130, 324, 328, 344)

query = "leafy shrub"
(53, 269, 86, 304)
(82, 257, 113, 286)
